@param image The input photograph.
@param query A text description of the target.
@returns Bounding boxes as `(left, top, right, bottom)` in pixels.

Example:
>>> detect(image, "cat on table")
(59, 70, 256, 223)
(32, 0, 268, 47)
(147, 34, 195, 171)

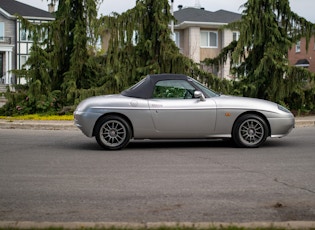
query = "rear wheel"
(232, 114, 269, 148)
(95, 115, 131, 150)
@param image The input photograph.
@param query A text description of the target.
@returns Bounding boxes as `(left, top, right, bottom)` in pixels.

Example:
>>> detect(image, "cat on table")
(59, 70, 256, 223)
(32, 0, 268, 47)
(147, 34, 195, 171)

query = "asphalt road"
(0, 128, 314, 223)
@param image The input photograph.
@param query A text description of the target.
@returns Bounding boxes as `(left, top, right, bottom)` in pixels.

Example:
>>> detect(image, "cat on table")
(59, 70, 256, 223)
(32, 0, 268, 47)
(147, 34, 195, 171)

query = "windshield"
(190, 78, 219, 97)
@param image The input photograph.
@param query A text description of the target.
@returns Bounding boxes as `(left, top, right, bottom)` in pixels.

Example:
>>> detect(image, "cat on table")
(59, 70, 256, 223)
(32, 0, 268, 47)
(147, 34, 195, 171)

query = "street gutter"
(1, 221, 315, 229)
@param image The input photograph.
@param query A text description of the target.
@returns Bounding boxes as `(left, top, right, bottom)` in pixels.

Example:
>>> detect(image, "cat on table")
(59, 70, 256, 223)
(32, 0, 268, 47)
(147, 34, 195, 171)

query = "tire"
(232, 114, 269, 148)
(95, 115, 131, 150)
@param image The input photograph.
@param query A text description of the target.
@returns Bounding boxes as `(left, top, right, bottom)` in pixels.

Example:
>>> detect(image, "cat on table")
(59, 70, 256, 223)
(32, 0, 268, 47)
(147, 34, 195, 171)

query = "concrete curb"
(0, 221, 315, 229)
(1, 117, 315, 130)
(295, 119, 315, 128)
(0, 119, 77, 130)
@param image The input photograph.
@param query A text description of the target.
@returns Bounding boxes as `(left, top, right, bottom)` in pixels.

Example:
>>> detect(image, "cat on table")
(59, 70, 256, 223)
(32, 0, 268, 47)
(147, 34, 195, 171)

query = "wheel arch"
(232, 111, 271, 137)
(92, 113, 134, 138)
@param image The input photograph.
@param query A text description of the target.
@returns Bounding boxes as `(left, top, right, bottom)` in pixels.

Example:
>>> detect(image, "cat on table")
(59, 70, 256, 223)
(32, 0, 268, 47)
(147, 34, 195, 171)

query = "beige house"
(173, 6, 241, 79)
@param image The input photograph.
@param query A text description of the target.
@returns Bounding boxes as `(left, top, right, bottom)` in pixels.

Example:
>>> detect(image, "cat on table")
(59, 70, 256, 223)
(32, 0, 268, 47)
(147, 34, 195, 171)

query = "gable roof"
(0, 0, 54, 19)
(174, 7, 241, 25)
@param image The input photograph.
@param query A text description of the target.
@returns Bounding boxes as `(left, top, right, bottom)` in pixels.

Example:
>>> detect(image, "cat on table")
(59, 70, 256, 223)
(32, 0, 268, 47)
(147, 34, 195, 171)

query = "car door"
(148, 79, 217, 138)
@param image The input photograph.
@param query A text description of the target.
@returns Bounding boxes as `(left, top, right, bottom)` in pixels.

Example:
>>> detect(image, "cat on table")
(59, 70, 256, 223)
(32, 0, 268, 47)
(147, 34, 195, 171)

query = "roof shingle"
(174, 7, 241, 24)
(0, 0, 54, 19)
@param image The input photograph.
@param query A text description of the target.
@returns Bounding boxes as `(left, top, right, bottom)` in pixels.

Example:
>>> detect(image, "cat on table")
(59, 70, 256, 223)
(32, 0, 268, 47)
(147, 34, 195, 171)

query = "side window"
(152, 80, 195, 99)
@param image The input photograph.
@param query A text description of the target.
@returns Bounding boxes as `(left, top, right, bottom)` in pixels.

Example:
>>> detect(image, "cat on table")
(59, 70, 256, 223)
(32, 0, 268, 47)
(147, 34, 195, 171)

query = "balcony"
(0, 37, 12, 44)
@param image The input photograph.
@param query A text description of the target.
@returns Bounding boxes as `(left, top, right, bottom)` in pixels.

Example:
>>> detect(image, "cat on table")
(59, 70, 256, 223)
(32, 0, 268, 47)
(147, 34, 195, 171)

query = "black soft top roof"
(121, 74, 189, 99)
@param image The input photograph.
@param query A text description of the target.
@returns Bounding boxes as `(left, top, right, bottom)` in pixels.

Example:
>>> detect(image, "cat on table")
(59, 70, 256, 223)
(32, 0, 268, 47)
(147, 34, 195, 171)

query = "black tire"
(232, 114, 269, 148)
(95, 115, 131, 150)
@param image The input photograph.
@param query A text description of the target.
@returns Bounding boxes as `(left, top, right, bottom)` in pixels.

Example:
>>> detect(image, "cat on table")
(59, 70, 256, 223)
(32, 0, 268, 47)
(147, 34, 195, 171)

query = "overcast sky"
(17, 0, 315, 23)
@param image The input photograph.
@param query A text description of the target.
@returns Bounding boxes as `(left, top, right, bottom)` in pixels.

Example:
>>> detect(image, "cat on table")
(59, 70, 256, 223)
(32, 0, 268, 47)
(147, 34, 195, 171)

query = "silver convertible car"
(74, 74, 295, 150)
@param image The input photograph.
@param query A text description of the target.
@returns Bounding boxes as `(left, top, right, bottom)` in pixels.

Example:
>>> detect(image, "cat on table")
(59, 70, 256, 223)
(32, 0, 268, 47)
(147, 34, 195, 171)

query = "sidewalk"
(0, 116, 315, 130)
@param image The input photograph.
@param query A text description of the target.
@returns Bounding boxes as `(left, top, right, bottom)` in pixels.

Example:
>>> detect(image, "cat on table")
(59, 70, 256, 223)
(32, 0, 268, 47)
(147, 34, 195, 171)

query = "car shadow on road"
(128, 139, 235, 149)
(127, 138, 297, 150)
(68, 138, 296, 151)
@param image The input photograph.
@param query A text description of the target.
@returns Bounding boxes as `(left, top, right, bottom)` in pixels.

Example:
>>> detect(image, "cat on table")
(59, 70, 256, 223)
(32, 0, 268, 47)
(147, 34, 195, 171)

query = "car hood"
(213, 95, 279, 111)
(75, 94, 127, 112)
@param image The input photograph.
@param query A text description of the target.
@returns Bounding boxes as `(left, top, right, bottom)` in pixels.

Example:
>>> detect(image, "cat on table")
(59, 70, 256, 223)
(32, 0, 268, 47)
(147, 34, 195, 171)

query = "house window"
(20, 28, 28, 41)
(233, 31, 240, 41)
(0, 22, 4, 41)
(200, 31, 218, 48)
(19, 27, 33, 42)
(174, 31, 180, 48)
(123, 30, 138, 45)
(0, 54, 3, 82)
(19, 55, 28, 69)
(296, 41, 301, 53)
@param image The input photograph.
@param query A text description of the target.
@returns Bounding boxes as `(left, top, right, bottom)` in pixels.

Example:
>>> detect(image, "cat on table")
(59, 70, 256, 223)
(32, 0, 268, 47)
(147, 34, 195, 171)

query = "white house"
(0, 0, 54, 85)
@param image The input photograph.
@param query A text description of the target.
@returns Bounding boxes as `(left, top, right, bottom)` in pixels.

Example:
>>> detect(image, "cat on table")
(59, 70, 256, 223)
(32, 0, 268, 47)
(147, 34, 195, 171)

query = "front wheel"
(232, 114, 269, 148)
(95, 116, 131, 150)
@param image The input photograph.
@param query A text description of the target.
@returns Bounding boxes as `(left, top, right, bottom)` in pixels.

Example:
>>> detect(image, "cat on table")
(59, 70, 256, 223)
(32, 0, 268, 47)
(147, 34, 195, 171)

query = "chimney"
(48, 3, 55, 13)
(194, 0, 201, 8)
(48, 0, 57, 13)
(178, 5, 183, 10)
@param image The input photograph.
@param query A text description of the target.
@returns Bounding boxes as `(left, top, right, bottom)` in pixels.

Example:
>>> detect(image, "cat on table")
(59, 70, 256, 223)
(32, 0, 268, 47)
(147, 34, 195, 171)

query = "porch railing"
(0, 37, 12, 44)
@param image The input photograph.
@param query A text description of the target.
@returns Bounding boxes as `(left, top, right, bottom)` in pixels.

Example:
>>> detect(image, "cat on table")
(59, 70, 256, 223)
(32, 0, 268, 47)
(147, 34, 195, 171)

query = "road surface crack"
(274, 177, 315, 194)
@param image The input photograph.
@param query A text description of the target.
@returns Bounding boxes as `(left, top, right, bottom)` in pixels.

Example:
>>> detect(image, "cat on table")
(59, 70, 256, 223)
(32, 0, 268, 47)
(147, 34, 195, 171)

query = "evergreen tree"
(2, 0, 101, 115)
(203, 0, 315, 110)
(55, 0, 99, 104)
(9, 18, 56, 114)
(1, 0, 232, 116)
(100, 0, 196, 91)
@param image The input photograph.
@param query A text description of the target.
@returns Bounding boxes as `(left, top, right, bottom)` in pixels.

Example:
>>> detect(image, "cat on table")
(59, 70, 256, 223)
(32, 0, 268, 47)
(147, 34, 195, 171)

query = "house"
(0, 0, 54, 86)
(288, 36, 315, 73)
(173, 6, 241, 79)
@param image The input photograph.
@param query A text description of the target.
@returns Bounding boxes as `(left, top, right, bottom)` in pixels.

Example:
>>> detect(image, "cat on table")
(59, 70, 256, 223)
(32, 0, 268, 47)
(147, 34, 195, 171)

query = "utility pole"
(170, 0, 175, 41)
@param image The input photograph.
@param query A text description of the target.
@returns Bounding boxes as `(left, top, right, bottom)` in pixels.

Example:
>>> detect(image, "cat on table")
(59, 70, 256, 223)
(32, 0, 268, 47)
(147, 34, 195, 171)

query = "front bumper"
(268, 116, 295, 138)
(74, 111, 101, 137)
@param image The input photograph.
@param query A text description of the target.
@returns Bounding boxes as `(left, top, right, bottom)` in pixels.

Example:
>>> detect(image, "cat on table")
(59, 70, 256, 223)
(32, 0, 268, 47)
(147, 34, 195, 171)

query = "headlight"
(278, 104, 291, 113)
(74, 99, 89, 112)
(74, 104, 83, 112)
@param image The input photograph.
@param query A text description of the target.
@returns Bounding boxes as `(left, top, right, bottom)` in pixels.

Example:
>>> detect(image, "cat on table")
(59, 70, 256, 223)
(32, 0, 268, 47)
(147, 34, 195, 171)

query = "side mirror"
(194, 91, 206, 101)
